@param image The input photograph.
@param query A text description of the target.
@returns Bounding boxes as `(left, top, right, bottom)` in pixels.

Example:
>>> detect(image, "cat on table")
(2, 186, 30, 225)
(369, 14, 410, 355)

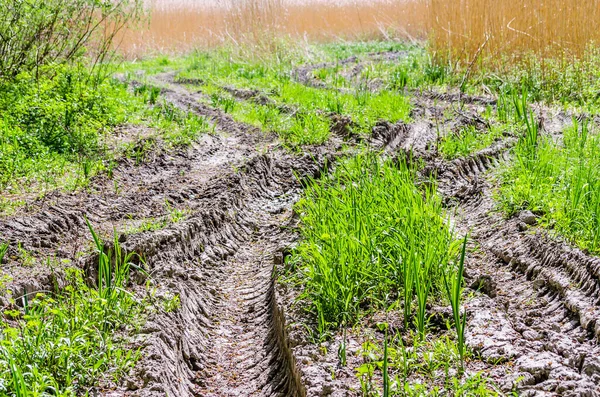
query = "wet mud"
(289, 60, 600, 394)
(2, 52, 600, 396)
(0, 76, 334, 396)
(430, 133, 600, 394)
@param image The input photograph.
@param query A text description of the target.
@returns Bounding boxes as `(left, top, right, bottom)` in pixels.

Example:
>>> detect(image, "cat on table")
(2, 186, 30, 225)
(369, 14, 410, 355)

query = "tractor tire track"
(430, 138, 600, 395)
(118, 152, 327, 396)
(0, 80, 336, 396)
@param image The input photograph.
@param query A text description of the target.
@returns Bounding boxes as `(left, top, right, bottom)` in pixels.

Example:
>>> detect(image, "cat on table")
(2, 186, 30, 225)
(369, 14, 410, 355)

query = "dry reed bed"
(123, 0, 600, 74)
(120, 0, 427, 56)
(428, 0, 600, 65)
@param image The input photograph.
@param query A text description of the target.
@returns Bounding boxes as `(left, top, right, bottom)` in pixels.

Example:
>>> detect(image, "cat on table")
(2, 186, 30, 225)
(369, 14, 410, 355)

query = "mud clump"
(518, 210, 537, 225)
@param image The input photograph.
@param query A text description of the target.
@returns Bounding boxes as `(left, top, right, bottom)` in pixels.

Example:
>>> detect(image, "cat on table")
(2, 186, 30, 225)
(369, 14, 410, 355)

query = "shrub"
(0, 0, 143, 79)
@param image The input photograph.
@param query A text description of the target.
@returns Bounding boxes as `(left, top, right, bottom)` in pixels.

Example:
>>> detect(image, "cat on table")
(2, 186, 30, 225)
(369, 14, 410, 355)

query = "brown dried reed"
(120, 0, 427, 57)
(427, 0, 600, 65)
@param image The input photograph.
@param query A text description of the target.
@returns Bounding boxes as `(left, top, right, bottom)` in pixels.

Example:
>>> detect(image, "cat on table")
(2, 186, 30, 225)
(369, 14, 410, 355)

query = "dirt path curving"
(432, 139, 600, 395)
(0, 75, 335, 396)
(2, 52, 600, 396)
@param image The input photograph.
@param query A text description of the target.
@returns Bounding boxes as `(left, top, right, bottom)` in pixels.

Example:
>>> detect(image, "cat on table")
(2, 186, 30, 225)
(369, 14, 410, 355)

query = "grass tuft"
(0, 223, 148, 396)
(288, 153, 456, 335)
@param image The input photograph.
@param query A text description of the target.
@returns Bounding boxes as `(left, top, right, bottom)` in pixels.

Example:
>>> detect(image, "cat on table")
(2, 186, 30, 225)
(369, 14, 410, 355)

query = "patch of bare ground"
(3, 50, 600, 396)
(428, 127, 600, 394)
(0, 75, 339, 395)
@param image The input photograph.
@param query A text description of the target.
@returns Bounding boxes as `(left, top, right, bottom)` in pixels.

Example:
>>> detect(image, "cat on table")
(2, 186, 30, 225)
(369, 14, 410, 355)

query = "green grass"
(500, 117, 600, 253)
(444, 237, 468, 372)
(0, 243, 7, 265)
(287, 154, 458, 335)
(438, 125, 507, 160)
(0, 66, 138, 194)
(169, 47, 412, 146)
(317, 41, 412, 61)
(131, 40, 600, 114)
(357, 332, 497, 396)
(308, 47, 451, 92)
(201, 80, 411, 145)
(0, 224, 149, 396)
(146, 101, 212, 148)
(206, 87, 331, 145)
(122, 201, 191, 234)
(0, 66, 211, 207)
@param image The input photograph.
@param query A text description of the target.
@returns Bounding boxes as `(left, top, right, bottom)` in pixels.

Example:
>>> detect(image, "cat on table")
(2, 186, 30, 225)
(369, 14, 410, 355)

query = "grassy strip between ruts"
(287, 153, 459, 334)
(169, 48, 412, 146)
(203, 81, 411, 146)
(284, 153, 499, 394)
(0, 223, 175, 396)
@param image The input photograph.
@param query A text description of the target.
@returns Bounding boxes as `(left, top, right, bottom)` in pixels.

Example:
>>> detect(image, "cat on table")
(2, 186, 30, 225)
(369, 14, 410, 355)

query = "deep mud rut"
(0, 75, 330, 396)
(359, 95, 600, 395)
(434, 149, 600, 395)
(1, 51, 600, 396)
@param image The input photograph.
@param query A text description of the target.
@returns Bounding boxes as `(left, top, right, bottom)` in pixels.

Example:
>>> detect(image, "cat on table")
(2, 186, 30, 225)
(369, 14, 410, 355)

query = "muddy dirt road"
(1, 53, 600, 396)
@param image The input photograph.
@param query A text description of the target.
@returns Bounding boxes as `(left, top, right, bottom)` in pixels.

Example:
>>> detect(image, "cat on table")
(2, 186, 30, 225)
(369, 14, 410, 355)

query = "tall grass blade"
(444, 235, 468, 373)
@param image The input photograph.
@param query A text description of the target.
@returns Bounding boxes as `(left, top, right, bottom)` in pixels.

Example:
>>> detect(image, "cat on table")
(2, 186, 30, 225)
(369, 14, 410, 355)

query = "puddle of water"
(120, 0, 427, 57)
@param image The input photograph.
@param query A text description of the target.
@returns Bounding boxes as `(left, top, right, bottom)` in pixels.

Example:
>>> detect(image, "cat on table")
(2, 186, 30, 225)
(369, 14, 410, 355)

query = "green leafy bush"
(0, 0, 143, 79)
(0, 66, 144, 192)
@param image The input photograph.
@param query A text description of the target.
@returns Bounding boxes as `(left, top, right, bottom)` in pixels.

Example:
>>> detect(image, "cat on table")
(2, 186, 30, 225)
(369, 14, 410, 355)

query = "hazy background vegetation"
(124, 0, 600, 68)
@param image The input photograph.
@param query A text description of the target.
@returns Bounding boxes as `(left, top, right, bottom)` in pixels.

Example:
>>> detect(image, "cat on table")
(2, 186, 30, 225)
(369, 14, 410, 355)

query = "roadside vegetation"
(0, 0, 213, 216)
(500, 116, 600, 254)
(0, 224, 152, 396)
(0, 1, 183, 394)
(0, 68, 142, 194)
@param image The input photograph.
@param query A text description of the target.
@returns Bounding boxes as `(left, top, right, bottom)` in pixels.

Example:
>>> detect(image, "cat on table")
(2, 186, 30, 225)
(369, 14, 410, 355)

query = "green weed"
(149, 103, 211, 147)
(438, 125, 506, 160)
(500, 117, 600, 253)
(134, 84, 162, 105)
(165, 201, 190, 223)
(0, 223, 147, 396)
(288, 154, 456, 334)
(356, 332, 496, 396)
(444, 236, 468, 372)
(0, 66, 145, 195)
(0, 242, 8, 265)
(162, 293, 181, 313)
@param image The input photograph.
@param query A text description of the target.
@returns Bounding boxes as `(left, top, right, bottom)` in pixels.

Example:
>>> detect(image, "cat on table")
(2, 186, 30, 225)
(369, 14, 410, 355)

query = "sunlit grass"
(175, 50, 412, 145)
(0, 223, 149, 396)
(500, 117, 600, 253)
(356, 331, 497, 396)
(438, 125, 507, 160)
(287, 154, 458, 335)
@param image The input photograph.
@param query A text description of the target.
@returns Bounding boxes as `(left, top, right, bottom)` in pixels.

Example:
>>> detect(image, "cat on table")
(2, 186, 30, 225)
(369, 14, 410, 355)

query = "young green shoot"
(444, 235, 468, 373)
